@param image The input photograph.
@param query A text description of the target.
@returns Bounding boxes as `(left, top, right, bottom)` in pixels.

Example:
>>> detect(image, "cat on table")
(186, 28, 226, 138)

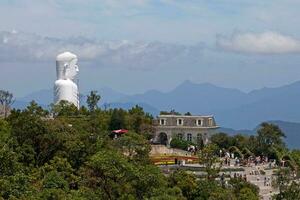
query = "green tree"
(209, 188, 236, 200)
(273, 168, 294, 199)
(231, 134, 249, 150)
(0, 146, 20, 176)
(150, 187, 185, 200)
(43, 171, 69, 190)
(246, 135, 259, 155)
(109, 108, 126, 130)
(198, 144, 221, 180)
(184, 112, 192, 116)
(238, 188, 259, 200)
(274, 181, 300, 200)
(86, 90, 101, 112)
(168, 170, 197, 199)
(256, 123, 286, 157)
(211, 132, 232, 150)
(290, 150, 300, 168)
(0, 119, 10, 144)
(82, 149, 135, 199)
(0, 173, 31, 199)
(115, 132, 151, 164)
(26, 100, 49, 117)
(40, 156, 77, 189)
(0, 90, 14, 118)
(128, 105, 147, 133)
(132, 164, 168, 199)
(229, 178, 259, 200)
(50, 100, 79, 117)
(192, 179, 221, 200)
(8, 103, 64, 166)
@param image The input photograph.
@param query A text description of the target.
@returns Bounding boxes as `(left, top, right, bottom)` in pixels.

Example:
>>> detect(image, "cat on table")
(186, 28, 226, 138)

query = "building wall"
(153, 115, 219, 146)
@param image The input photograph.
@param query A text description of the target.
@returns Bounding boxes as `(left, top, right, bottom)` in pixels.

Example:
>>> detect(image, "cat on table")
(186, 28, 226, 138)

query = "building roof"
(112, 129, 129, 134)
(158, 114, 214, 118)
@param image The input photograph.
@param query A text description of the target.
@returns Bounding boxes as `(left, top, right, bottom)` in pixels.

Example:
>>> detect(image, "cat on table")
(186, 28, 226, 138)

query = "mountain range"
(13, 80, 300, 148)
(115, 80, 300, 130)
(219, 120, 300, 149)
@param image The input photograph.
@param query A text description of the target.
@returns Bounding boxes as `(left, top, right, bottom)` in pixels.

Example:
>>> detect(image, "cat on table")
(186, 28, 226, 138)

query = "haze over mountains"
(14, 80, 300, 147)
(116, 80, 300, 130)
(219, 120, 300, 149)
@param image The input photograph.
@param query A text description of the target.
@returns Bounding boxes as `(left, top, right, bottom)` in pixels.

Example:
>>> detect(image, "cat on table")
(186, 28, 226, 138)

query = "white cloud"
(217, 31, 300, 54)
(0, 30, 203, 70)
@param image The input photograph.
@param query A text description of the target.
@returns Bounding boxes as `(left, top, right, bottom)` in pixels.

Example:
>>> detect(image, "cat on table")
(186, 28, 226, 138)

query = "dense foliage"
(0, 101, 167, 199)
(211, 123, 287, 160)
(0, 100, 261, 200)
(0, 97, 264, 200)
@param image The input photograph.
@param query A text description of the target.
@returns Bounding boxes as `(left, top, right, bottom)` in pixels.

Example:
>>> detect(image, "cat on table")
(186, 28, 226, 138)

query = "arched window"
(177, 118, 183, 126)
(196, 119, 203, 126)
(160, 118, 166, 125)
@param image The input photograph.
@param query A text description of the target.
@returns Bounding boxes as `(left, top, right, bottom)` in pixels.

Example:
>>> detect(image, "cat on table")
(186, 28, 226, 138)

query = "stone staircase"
(244, 166, 278, 200)
(150, 145, 192, 156)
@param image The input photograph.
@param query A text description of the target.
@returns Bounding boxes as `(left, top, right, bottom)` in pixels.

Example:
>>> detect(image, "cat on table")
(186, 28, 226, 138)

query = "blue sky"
(1, 0, 300, 96)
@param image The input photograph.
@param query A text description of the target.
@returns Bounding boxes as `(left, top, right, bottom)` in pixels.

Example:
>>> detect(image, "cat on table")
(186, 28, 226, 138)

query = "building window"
(177, 118, 183, 126)
(208, 118, 213, 126)
(187, 133, 192, 142)
(197, 133, 202, 141)
(203, 133, 208, 144)
(197, 133, 204, 147)
(197, 119, 203, 126)
(160, 119, 166, 125)
(177, 133, 183, 140)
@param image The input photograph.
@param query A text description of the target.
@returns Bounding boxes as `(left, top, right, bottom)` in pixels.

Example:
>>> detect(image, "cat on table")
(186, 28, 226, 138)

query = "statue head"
(56, 52, 79, 80)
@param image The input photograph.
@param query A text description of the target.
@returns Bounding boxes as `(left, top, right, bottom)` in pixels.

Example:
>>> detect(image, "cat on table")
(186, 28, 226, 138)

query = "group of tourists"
(221, 150, 275, 168)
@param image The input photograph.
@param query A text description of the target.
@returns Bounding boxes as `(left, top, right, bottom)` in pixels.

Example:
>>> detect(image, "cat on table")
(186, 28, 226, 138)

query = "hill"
(116, 80, 300, 129)
(118, 80, 251, 114)
(220, 120, 300, 149)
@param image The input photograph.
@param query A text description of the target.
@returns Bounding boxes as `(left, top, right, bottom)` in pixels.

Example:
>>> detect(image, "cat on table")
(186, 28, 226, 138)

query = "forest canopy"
(0, 95, 292, 200)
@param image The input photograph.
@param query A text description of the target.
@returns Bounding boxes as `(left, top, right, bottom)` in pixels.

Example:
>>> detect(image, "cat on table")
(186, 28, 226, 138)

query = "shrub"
(170, 138, 194, 150)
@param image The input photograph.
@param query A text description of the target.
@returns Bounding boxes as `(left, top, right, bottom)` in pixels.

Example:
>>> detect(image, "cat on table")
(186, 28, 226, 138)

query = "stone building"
(153, 114, 219, 146)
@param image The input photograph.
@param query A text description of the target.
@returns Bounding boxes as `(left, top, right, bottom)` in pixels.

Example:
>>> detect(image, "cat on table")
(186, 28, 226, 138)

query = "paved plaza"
(183, 162, 279, 200)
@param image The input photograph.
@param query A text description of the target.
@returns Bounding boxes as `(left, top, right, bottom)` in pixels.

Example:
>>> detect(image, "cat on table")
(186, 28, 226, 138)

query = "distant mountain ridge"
(14, 80, 300, 148)
(15, 80, 300, 130)
(116, 80, 300, 129)
(118, 80, 251, 114)
(220, 120, 300, 149)
(18, 89, 53, 106)
(17, 87, 128, 106)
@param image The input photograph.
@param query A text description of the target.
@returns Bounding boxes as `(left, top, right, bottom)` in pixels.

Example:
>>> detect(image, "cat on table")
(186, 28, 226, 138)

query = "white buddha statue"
(54, 52, 79, 108)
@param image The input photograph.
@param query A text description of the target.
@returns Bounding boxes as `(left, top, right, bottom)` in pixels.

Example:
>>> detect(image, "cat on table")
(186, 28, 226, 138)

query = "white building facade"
(153, 114, 219, 146)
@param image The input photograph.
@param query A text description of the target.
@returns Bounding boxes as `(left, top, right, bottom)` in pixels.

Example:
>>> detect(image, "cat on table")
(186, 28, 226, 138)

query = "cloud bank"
(0, 30, 203, 70)
(217, 31, 300, 54)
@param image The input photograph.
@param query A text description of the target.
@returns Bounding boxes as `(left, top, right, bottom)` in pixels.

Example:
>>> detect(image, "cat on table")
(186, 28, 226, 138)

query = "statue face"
(63, 58, 79, 80)
(56, 52, 79, 80)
